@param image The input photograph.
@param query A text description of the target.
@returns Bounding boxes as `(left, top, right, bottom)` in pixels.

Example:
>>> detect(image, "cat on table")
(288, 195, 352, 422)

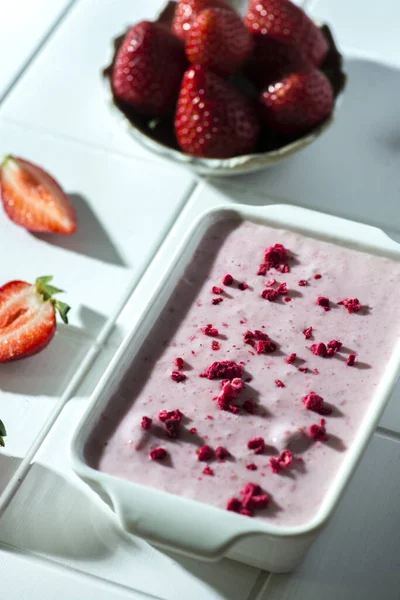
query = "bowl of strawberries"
(104, 0, 346, 175)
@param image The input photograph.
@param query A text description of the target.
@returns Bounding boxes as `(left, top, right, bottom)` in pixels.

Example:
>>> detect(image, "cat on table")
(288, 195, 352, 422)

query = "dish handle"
(107, 478, 257, 561)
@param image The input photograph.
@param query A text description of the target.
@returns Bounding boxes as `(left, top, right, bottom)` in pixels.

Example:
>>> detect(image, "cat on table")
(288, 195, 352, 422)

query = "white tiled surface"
(1, 0, 400, 598)
(0, 0, 74, 100)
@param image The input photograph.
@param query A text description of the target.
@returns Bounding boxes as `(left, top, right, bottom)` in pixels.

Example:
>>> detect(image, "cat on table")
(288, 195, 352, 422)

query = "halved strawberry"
(186, 8, 253, 75)
(112, 21, 187, 117)
(0, 276, 70, 363)
(175, 65, 260, 158)
(0, 156, 76, 235)
(172, 0, 235, 41)
(245, 0, 328, 67)
(260, 69, 333, 136)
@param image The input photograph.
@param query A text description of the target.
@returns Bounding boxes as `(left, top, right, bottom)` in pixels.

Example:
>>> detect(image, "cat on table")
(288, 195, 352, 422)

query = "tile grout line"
(247, 570, 272, 600)
(0, 0, 80, 107)
(0, 178, 200, 514)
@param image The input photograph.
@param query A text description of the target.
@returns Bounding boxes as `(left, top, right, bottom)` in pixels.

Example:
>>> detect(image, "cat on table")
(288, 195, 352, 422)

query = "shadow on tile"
(0, 454, 21, 496)
(0, 461, 258, 600)
(32, 193, 126, 267)
(208, 58, 400, 234)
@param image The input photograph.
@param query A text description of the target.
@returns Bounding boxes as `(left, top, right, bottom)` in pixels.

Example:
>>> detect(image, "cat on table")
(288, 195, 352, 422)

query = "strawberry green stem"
(0, 419, 7, 447)
(35, 276, 71, 324)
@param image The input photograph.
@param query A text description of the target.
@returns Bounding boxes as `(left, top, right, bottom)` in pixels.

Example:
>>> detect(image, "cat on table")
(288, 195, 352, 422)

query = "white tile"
(258, 433, 400, 600)
(0, 120, 193, 493)
(0, 546, 149, 600)
(0, 345, 261, 600)
(0, 120, 194, 335)
(0, 0, 180, 159)
(0, 0, 73, 100)
(309, 0, 400, 66)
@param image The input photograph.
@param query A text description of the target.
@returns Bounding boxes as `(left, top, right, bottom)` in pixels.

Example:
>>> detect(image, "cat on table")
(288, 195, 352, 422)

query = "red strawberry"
(245, 0, 328, 67)
(260, 69, 333, 136)
(172, 0, 234, 41)
(0, 276, 70, 363)
(112, 21, 187, 116)
(186, 8, 253, 75)
(175, 65, 260, 158)
(246, 35, 310, 88)
(0, 156, 76, 235)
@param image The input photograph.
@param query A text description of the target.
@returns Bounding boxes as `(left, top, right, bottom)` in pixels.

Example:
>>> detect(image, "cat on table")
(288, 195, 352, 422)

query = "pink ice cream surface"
(85, 219, 400, 527)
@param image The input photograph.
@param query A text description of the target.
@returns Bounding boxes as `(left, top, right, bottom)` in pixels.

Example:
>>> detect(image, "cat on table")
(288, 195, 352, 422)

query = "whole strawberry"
(186, 8, 253, 75)
(246, 35, 310, 88)
(112, 21, 187, 116)
(0, 156, 76, 234)
(172, 0, 234, 41)
(260, 69, 333, 136)
(0, 276, 70, 362)
(245, 0, 328, 67)
(175, 65, 260, 158)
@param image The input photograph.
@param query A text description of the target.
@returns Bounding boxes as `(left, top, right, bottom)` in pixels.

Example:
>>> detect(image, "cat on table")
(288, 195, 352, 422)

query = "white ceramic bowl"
(70, 203, 400, 572)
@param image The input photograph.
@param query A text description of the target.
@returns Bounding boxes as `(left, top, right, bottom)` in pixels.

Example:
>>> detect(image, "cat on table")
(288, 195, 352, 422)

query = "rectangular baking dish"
(70, 203, 400, 572)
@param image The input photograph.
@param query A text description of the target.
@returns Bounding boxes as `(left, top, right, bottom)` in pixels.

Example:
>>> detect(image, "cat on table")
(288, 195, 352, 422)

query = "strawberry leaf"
(0, 420, 6, 437)
(35, 276, 70, 323)
(53, 300, 70, 324)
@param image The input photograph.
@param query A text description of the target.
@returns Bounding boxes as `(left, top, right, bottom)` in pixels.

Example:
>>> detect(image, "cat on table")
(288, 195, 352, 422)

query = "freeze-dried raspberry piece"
(270, 449, 293, 474)
(286, 353, 297, 364)
(316, 296, 330, 311)
(275, 282, 287, 295)
(241, 482, 261, 497)
(222, 274, 234, 286)
(204, 361, 243, 380)
(247, 437, 265, 454)
(227, 498, 241, 512)
(238, 282, 248, 291)
(197, 445, 214, 461)
(298, 280, 308, 286)
(311, 342, 328, 357)
(251, 494, 270, 509)
(314, 274, 322, 280)
(303, 326, 313, 339)
(298, 367, 309, 373)
(246, 463, 258, 470)
(216, 378, 244, 412)
(190, 427, 197, 434)
(211, 340, 220, 351)
(302, 392, 332, 415)
(212, 298, 224, 305)
(327, 340, 342, 354)
(216, 446, 230, 460)
(264, 243, 290, 268)
(202, 324, 219, 337)
(141, 416, 152, 430)
(284, 297, 292, 303)
(174, 357, 184, 370)
(158, 409, 183, 423)
(150, 447, 167, 461)
(240, 508, 254, 517)
(212, 286, 224, 295)
(275, 379, 285, 388)
(347, 353, 356, 366)
(309, 418, 327, 441)
(278, 264, 290, 273)
(203, 466, 214, 476)
(266, 278, 277, 287)
(257, 264, 268, 276)
(243, 399, 256, 414)
(171, 371, 187, 382)
(256, 339, 277, 354)
(261, 288, 279, 301)
(338, 298, 362, 313)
